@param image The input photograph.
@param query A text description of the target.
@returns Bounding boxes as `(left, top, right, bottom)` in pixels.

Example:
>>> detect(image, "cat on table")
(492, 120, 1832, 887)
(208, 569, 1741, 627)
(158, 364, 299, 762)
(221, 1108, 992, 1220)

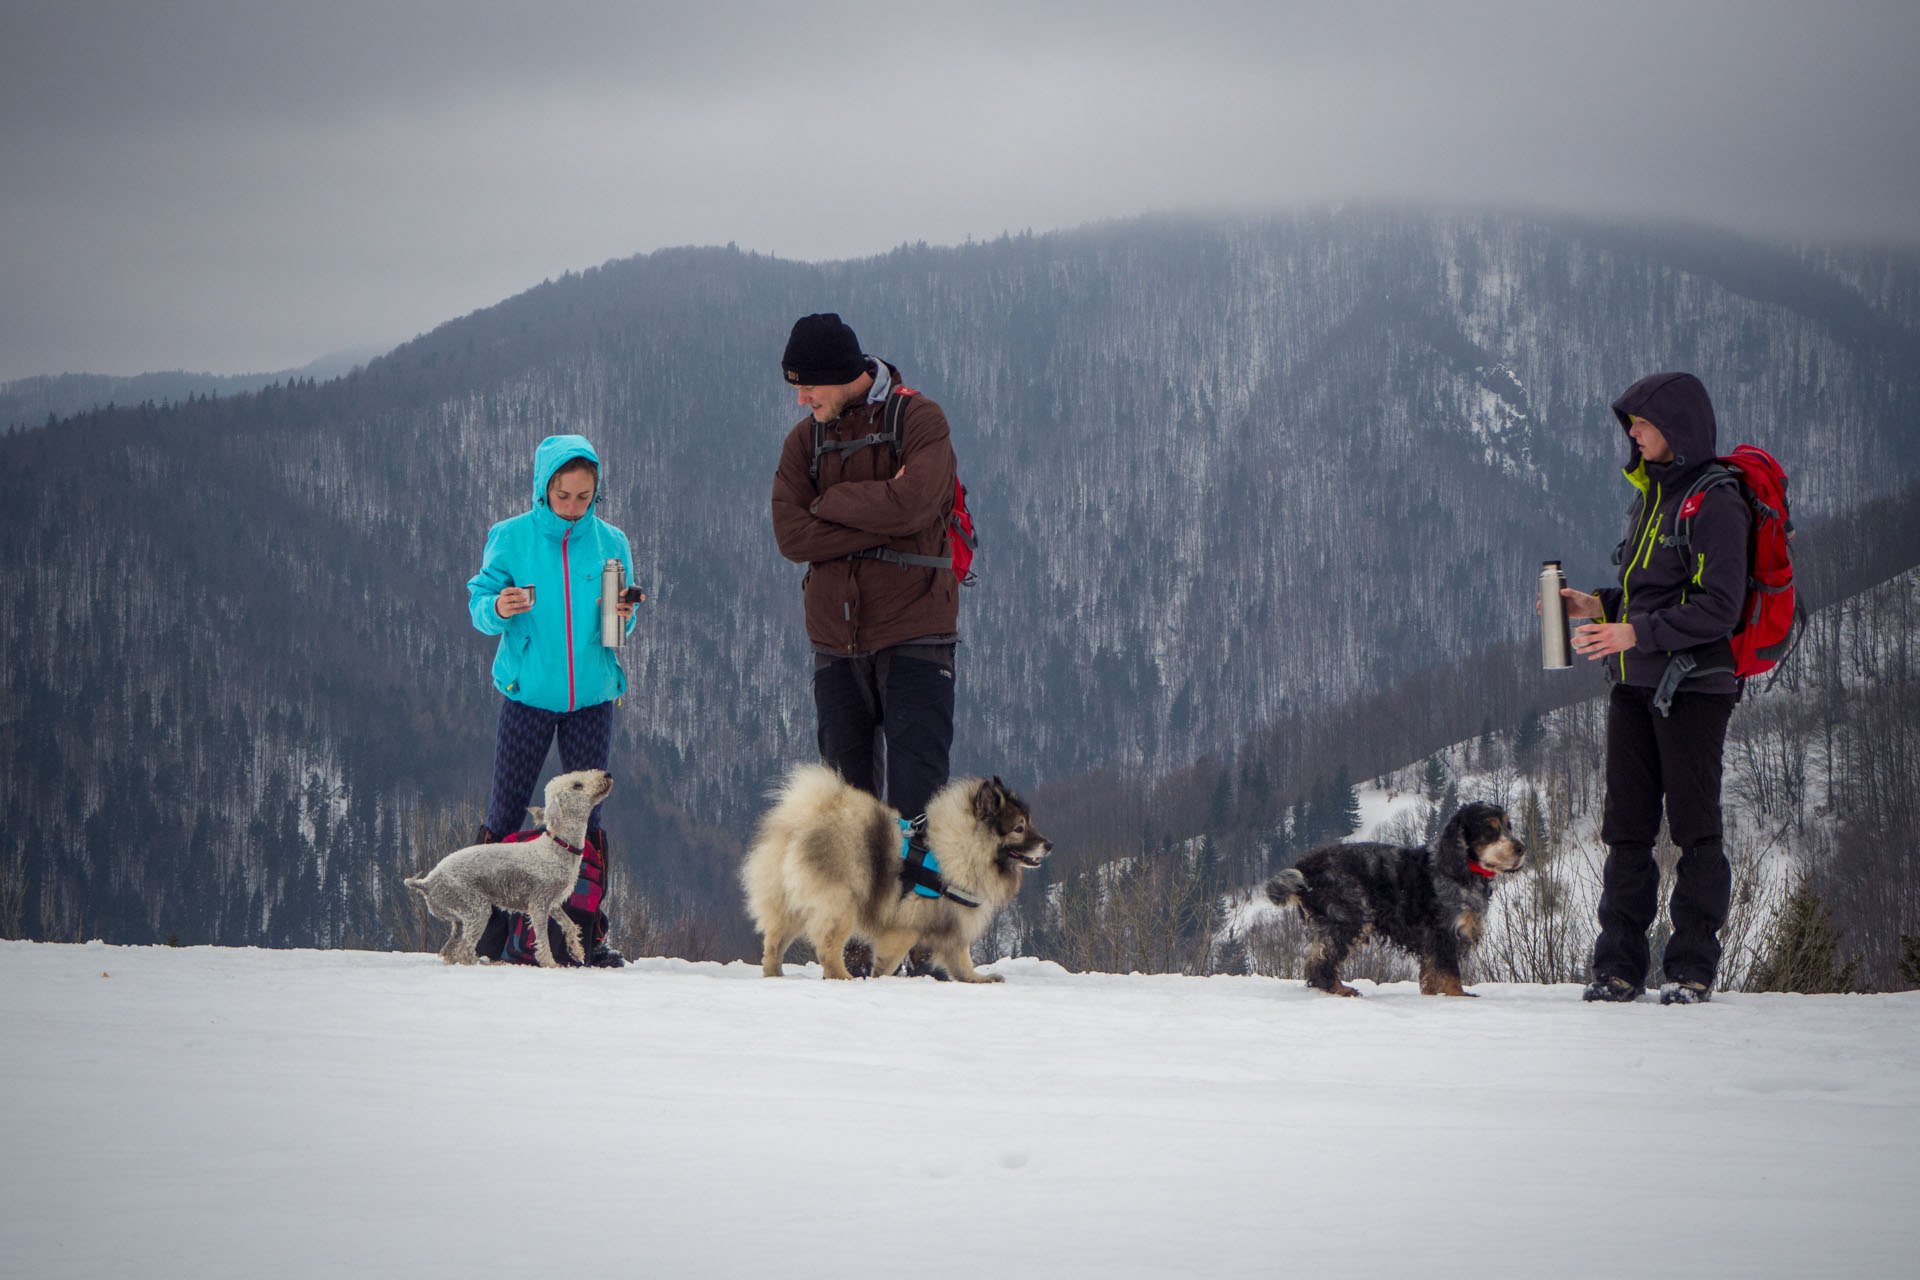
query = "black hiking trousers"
(1593, 683, 1738, 988)
(813, 644, 956, 820)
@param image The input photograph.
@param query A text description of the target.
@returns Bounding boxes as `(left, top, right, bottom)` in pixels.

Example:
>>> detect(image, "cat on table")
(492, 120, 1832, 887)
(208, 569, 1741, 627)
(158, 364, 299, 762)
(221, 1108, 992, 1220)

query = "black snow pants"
(1592, 683, 1739, 987)
(812, 644, 956, 820)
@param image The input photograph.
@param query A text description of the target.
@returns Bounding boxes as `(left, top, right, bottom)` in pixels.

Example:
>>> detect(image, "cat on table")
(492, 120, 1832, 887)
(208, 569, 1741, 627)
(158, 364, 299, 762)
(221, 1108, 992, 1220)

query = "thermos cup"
(601, 559, 626, 648)
(1539, 560, 1571, 670)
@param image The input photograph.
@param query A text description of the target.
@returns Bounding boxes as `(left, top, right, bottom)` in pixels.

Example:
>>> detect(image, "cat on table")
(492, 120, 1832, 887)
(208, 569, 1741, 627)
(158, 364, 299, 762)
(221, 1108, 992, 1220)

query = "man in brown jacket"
(770, 313, 961, 867)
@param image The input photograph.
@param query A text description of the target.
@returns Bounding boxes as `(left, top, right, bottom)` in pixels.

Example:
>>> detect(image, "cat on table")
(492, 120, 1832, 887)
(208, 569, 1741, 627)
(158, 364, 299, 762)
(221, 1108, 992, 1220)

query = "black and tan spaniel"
(1266, 802, 1527, 997)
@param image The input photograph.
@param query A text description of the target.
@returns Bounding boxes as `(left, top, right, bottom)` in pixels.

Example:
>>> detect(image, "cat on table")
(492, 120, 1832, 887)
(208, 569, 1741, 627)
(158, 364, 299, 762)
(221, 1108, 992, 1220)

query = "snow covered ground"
(5, 940, 1916, 1279)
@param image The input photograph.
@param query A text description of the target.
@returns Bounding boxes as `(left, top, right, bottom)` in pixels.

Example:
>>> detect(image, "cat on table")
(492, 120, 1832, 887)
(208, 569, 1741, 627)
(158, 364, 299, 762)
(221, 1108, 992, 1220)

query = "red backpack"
(1670, 444, 1807, 681)
(810, 386, 978, 585)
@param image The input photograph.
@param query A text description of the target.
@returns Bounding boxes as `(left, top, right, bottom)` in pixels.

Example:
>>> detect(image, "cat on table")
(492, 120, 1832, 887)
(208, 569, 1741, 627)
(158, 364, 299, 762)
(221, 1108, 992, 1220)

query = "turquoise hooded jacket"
(467, 435, 636, 713)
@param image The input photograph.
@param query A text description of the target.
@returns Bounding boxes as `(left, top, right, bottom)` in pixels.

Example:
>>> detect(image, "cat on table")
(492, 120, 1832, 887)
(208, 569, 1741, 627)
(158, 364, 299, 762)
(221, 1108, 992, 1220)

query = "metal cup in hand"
(601, 560, 626, 647)
(1539, 560, 1571, 670)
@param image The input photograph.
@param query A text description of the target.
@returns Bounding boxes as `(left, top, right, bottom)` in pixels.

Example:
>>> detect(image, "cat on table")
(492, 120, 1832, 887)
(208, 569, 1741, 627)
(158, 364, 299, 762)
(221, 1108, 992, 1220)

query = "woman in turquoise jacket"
(466, 435, 638, 923)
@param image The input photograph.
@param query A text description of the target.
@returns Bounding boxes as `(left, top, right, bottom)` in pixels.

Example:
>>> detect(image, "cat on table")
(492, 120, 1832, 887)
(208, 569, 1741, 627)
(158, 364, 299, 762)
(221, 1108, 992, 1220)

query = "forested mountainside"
(2, 210, 1917, 949)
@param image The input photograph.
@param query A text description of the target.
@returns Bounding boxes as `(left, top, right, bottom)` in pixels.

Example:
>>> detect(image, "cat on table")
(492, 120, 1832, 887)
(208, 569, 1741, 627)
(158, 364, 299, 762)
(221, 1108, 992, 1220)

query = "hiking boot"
(1660, 979, 1712, 1005)
(588, 941, 627, 969)
(580, 829, 623, 967)
(900, 947, 948, 979)
(1582, 975, 1644, 1003)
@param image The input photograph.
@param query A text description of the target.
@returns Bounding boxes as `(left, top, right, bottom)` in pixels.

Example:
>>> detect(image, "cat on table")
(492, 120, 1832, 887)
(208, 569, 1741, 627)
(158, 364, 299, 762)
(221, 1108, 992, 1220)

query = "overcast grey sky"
(4, 0, 1918, 382)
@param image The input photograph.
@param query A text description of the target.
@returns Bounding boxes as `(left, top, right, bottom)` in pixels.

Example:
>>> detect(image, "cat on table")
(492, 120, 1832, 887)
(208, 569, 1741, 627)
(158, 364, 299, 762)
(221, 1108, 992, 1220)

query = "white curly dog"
(405, 769, 613, 967)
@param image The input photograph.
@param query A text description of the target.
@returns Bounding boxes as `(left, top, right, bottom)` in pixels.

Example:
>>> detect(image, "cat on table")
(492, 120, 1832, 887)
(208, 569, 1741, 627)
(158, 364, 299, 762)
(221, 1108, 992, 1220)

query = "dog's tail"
(1265, 869, 1306, 909)
(403, 875, 429, 893)
(772, 761, 853, 811)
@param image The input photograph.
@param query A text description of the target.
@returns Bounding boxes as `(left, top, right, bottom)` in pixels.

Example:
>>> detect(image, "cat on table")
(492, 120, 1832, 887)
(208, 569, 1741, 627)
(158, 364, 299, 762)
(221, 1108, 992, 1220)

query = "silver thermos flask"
(1540, 560, 1571, 669)
(601, 559, 626, 648)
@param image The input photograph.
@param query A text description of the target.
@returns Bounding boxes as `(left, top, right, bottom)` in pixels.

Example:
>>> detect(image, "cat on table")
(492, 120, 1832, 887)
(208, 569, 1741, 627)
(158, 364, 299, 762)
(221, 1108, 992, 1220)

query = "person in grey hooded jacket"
(1557, 372, 1751, 1004)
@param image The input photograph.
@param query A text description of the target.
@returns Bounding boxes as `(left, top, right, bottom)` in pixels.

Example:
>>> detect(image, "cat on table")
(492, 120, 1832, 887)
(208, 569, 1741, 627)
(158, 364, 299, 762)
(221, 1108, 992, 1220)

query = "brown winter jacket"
(770, 363, 960, 655)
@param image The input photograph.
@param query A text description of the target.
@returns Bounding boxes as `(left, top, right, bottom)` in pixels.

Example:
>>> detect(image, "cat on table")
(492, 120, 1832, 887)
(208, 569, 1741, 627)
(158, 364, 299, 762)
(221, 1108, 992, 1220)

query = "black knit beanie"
(781, 313, 866, 386)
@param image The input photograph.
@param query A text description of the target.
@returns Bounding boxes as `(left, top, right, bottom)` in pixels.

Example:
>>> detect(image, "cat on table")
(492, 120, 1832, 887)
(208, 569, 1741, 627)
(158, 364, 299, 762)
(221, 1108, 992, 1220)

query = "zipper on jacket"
(849, 559, 864, 652)
(1632, 483, 1664, 572)
(1620, 482, 1663, 682)
(562, 527, 577, 710)
(830, 418, 857, 653)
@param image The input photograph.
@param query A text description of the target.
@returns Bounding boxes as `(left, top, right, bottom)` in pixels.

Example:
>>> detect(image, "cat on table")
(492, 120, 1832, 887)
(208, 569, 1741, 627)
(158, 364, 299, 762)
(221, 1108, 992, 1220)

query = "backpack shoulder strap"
(1661, 463, 1739, 555)
(810, 387, 918, 485)
(843, 388, 963, 575)
(885, 386, 916, 452)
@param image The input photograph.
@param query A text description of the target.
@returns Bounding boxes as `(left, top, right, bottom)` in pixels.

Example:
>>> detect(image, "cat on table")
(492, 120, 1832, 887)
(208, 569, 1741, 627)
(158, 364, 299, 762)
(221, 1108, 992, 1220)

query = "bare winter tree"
(1045, 843, 1225, 976)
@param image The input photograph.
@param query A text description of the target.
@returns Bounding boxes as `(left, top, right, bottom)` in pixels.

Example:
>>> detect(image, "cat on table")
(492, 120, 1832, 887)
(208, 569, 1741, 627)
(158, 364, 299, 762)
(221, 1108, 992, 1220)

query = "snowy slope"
(5, 941, 1916, 1279)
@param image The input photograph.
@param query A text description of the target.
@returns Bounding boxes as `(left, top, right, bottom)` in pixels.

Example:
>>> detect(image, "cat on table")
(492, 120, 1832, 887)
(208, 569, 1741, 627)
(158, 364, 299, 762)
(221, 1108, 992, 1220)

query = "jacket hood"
(1612, 372, 1718, 483)
(531, 434, 602, 540)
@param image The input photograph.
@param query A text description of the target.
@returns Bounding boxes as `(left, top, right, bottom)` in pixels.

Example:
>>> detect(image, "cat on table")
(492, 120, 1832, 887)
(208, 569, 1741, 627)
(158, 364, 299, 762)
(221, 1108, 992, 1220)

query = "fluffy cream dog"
(742, 765, 1051, 982)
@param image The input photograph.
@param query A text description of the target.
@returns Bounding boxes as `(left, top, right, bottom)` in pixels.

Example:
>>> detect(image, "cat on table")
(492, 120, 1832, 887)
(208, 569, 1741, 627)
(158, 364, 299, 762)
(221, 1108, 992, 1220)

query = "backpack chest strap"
(809, 387, 915, 483)
(850, 546, 952, 569)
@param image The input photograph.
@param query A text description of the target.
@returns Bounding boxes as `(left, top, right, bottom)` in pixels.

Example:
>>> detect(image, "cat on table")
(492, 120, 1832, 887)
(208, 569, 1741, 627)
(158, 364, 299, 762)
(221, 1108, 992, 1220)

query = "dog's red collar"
(1468, 860, 1498, 879)
(546, 831, 584, 856)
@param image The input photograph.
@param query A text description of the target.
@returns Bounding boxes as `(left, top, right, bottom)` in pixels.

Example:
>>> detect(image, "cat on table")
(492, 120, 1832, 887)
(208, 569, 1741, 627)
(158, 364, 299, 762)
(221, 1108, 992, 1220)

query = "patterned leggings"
(485, 698, 614, 837)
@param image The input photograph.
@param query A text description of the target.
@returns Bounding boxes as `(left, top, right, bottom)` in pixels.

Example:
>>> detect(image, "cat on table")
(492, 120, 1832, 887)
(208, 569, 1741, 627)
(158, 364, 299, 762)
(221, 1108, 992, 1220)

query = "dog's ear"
(1454, 803, 1503, 843)
(973, 778, 1007, 820)
(526, 805, 545, 826)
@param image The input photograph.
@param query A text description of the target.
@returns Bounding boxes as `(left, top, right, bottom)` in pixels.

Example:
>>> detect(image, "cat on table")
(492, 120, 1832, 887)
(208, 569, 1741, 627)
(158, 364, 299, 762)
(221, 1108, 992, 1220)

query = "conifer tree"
(1755, 885, 1860, 993)
(1334, 765, 1362, 839)
(1512, 708, 1545, 774)
(1519, 788, 1549, 863)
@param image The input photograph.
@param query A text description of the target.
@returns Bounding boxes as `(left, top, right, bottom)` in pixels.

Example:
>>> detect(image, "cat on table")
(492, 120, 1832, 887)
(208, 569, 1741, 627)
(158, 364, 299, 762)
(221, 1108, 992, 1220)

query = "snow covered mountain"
(3, 210, 1917, 949)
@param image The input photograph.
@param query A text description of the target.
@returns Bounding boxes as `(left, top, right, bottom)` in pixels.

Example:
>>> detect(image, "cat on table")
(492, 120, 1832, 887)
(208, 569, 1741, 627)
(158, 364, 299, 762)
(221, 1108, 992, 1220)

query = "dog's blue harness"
(898, 817, 980, 908)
